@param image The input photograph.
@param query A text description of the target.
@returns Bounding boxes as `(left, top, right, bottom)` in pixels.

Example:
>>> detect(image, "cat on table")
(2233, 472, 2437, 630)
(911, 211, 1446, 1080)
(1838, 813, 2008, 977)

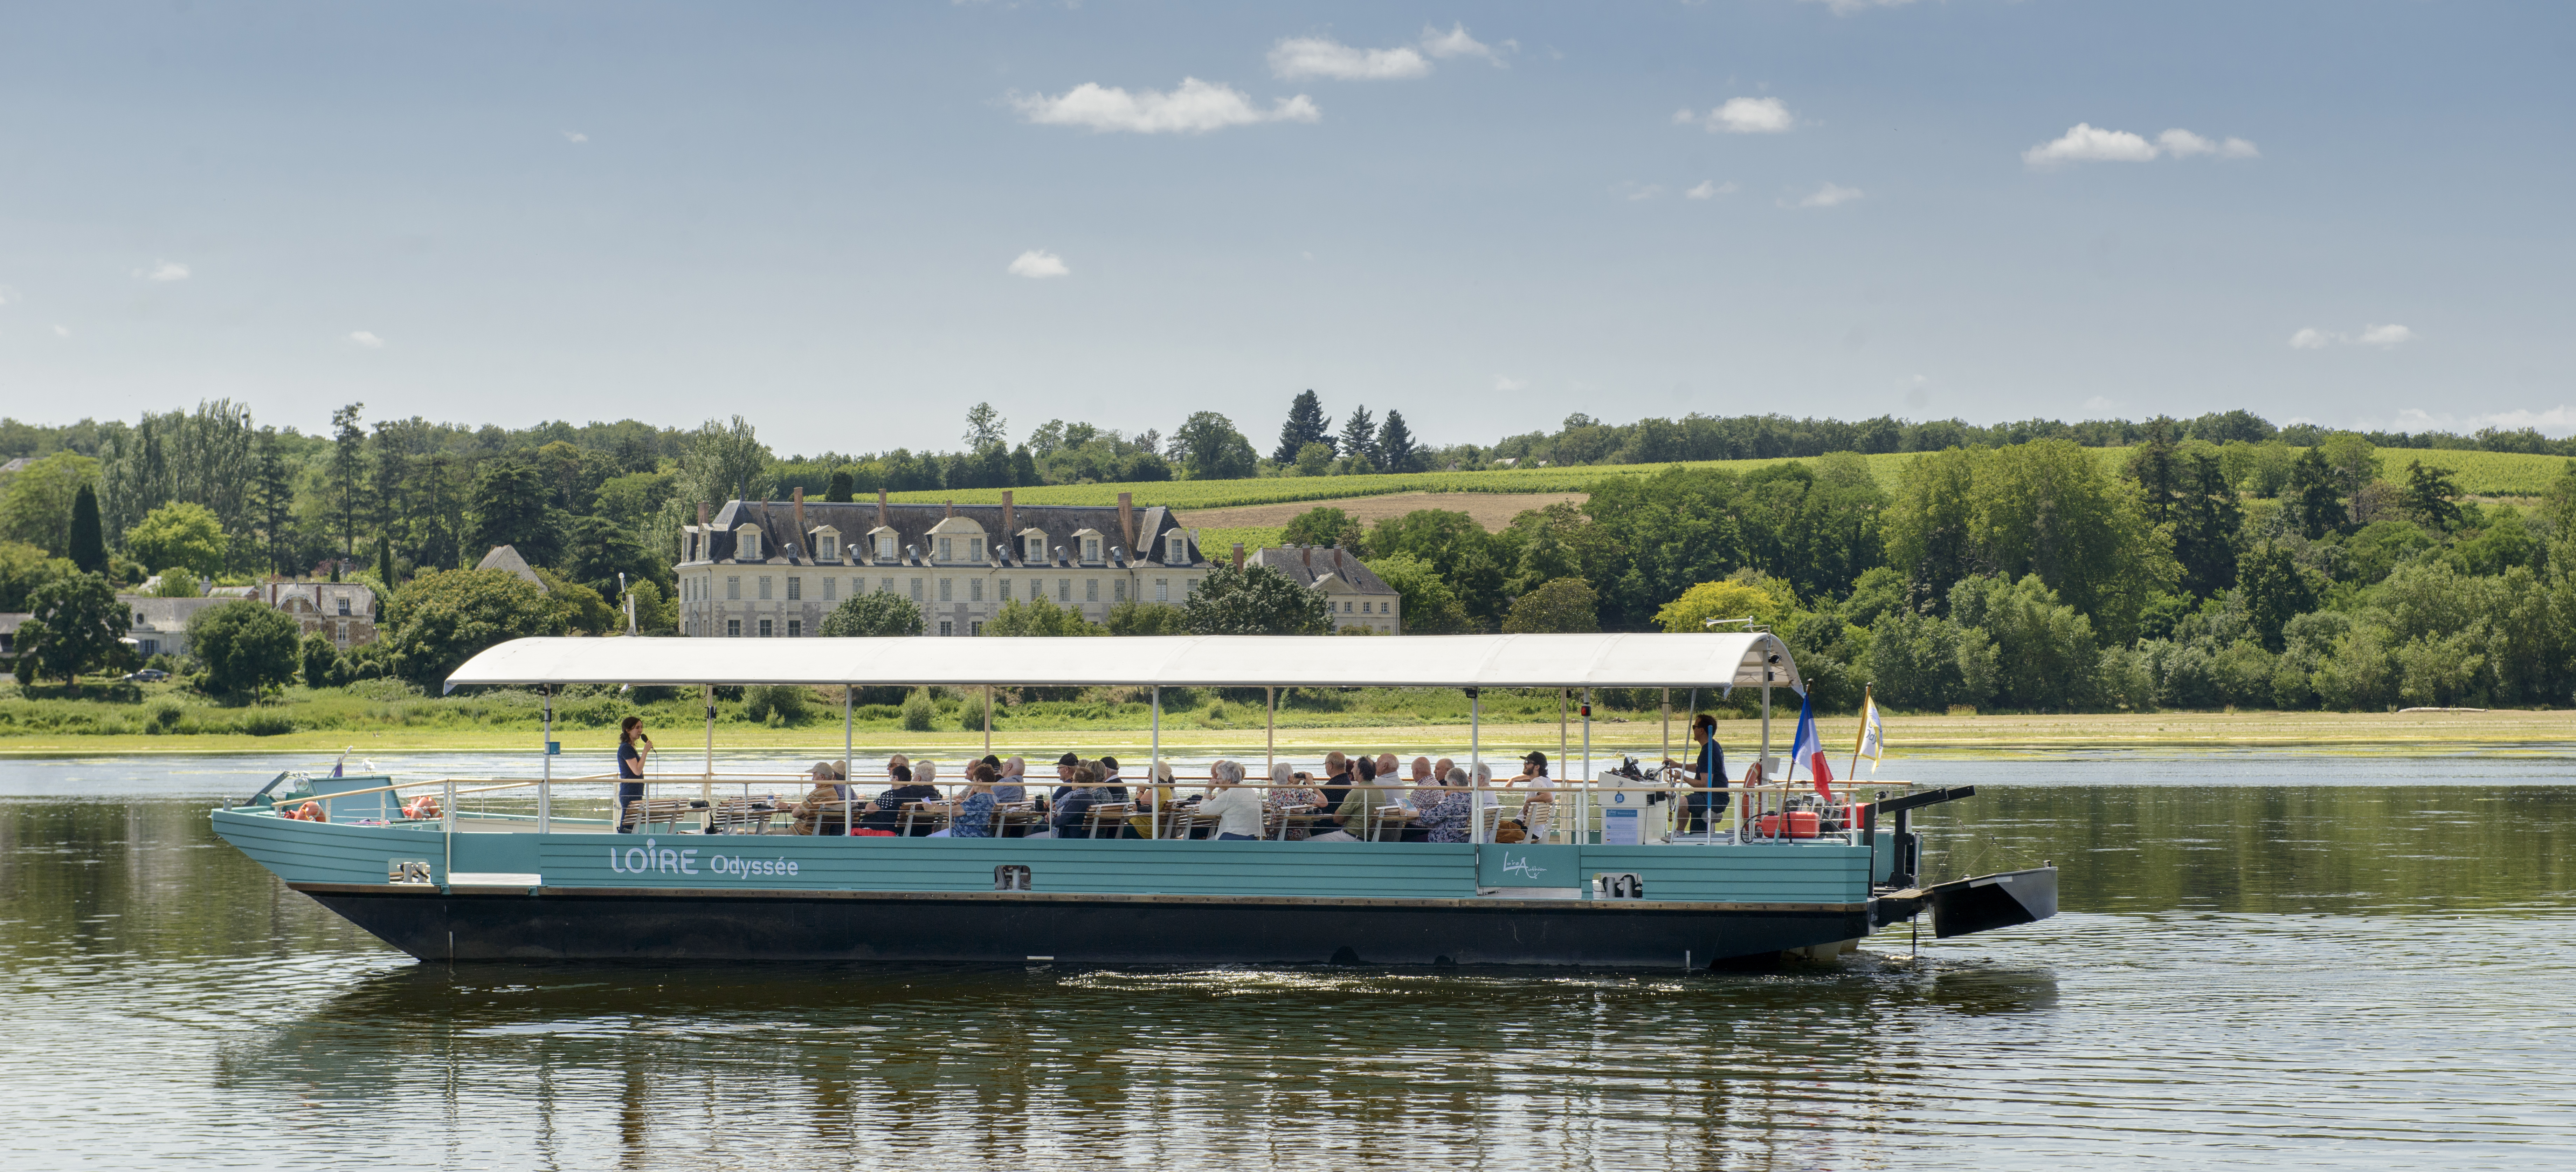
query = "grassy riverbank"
(3, 697, 2564, 758)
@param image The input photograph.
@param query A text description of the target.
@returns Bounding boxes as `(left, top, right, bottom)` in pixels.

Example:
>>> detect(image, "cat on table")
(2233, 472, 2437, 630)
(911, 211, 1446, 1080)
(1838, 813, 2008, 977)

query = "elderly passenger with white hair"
(1264, 761, 1327, 841)
(1198, 759, 1267, 841)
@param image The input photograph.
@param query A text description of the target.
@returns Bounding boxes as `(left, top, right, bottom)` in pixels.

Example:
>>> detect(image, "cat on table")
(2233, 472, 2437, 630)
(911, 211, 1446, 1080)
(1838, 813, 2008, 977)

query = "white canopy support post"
(1661, 687, 1671, 768)
(1469, 687, 1483, 843)
(1149, 685, 1162, 839)
(1759, 670, 1773, 839)
(1265, 687, 1276, 777)
(983, 685, 994, 756)
(538, 686, 553, 834)
(702, 683, 716, 803)
(1557, 689, 1568, 842)
(842, 685, 853, 788)
(1581, 687, 1593, 845)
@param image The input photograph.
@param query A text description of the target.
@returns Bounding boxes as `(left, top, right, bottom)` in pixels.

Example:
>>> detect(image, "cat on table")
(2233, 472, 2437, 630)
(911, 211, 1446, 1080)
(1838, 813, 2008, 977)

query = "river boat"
(211, 633, 2056, 967)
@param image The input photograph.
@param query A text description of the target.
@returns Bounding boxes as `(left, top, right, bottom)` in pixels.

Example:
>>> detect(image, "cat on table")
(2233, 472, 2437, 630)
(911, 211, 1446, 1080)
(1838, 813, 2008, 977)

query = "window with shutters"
(727, 577, 741, 601)
(968, 537, 985, 561)
(816, 534, 837, 560)
(786, 577, 801, 601)
(1083, 537, 1100, 562)
(759, 576, 773, 601)
(971, 578, 984, 602)
(880, 577, 895, 593)
(877, 534, 896, 559)
(971, 620, 985, 636)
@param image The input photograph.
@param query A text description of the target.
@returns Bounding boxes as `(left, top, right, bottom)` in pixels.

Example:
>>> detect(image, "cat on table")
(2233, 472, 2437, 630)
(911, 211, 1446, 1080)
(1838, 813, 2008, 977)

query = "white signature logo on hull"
(607, 837, 800, 878)
(1500, 851, 1545, 879)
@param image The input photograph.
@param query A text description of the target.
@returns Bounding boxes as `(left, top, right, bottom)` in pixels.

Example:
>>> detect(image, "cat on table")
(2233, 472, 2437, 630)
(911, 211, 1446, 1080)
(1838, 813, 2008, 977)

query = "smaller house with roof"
(261, 581, 381, 650)
(1250, 544, 1402, 634)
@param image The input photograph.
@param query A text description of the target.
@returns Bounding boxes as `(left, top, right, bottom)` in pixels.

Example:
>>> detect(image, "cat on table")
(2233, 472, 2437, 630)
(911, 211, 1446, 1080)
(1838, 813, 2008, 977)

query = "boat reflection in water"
(210, 633, 2057, 968)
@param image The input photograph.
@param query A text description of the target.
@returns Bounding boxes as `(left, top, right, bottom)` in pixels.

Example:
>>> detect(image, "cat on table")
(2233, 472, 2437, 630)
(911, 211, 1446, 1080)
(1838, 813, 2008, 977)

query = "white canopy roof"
(443, 633, 1802, 693)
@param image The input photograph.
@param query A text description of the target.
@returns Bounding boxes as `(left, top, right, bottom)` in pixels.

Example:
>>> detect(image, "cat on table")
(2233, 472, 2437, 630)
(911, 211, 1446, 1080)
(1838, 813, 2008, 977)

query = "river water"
(2, 749, 2571, 1169)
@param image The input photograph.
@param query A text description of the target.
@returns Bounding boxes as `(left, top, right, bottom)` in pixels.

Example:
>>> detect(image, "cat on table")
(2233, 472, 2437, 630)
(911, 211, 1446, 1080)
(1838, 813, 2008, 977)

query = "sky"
(1, 1, 2571, 452)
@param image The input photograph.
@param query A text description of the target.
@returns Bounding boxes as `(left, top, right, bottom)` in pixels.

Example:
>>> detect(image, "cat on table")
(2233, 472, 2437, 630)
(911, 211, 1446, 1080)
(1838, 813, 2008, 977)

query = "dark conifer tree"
(1376, 410, 1423, 473)
(1274, 390, 1333, 463)
(1338, 405, 1377, 470)
(2174, 451, 2244, 597)
(67, 484, 107, 574)
(825, 470, 854, 503)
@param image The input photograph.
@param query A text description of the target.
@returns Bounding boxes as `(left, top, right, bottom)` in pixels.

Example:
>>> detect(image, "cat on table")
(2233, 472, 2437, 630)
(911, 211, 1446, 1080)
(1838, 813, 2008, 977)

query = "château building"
(674, 490, 1212, 637)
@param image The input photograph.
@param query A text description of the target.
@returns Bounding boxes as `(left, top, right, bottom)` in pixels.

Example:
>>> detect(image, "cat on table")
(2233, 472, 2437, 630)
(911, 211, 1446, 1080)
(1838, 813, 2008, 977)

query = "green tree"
(2289, 446, 2347, 539)
(1882, 440, 2173, 642)
(1282, 506, 1365, 549)
(300, 634, 341, 688)
(1376, 409, 1423, 473)
(67, 484, 107, 573)
(2401, 460, 2464, 531)
(1293, 441, 1335, 477)
(1105, 598, 1186, 635)
(1948, 574, 2098, 712)
(532, 567, 618, 634)
(1501, 577, 1600, 633)
(0, 452, 101, 557)
(819, 591, 926, 636)
(375, 533, 396, 589)
(1365, 508, 1509, 627)
(1337, 405, 1378, 470)
(2125, 416, 2183, 526)
(1275, 389, 1332, 464)
(825, 470, 854, 503)
(1174, 412, 1258, 481)
(1365, 553, 1472, 632)
(329, 403, 365, 558)
(148, 568, 203, 597)
(2237, 542, 2318, 652)
(468, 460, 561, 565)
(187, 599, 302, 698)
(0, 542, 72, 611)
(2173, 451, 2245, 598)
(125, 501, 227, 580)
(1181, 563, 1331, 635)
(12, 573, 130, 688)
(381, 568, 572, 688)
(987, 596, 1104, 636)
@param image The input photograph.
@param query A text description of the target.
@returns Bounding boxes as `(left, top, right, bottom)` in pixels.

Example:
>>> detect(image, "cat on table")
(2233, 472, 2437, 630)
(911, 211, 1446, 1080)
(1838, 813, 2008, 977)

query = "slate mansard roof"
(1251, 544, 1397, 595)
(682, 497, 1210, 570)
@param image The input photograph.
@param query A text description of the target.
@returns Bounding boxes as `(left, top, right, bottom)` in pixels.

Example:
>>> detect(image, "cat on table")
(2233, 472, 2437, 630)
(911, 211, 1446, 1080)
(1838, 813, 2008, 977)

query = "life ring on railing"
(402, 796, 441, 820)
(286, 801, 327, 822)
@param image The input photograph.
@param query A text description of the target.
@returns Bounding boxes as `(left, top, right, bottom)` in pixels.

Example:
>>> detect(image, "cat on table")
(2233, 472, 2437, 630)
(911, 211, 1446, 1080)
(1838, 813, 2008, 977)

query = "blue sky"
(2, 1, 2570, 449)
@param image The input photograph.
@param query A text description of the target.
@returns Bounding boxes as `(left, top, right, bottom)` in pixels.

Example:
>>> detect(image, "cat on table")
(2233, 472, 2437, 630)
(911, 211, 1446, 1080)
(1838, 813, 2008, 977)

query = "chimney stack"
(1301, 547, 1312, 571)
(1001, 491, 1016, 554)
(1232, 542, 1245, 572)
(1333, 548, 1345, 575)
(1117, 492, 1135, 552)
(876, 487, 889, 529)
(944, 499, 954, 518)
(792, 487, 807, 558)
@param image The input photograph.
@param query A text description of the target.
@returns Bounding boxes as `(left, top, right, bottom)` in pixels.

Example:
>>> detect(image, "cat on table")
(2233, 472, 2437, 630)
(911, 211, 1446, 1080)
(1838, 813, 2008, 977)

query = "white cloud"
(1012, 78, 1319, 134)
(1421, 23, 1508, 64)
(144, 260, 189, 282)
(1623, 183, 1667, 201)
(1269, 37, 1429, 81)
(2026, 123, 2260, 168)
(2291, 323, 2417, 350)
(562, 130, 588, 144)
(1679, 96, 1794, 134)
(1790, 182, 1864, 208)
(1007, 249, 1070, 279)
(51, 324, 69, 338)
(1685, 179, 1739, 199)
(2024, 123, 2159, 167)
(348, 330, 385, 348)
(1802, 0, 1917, 13)
(1495, 376, 1528, 392)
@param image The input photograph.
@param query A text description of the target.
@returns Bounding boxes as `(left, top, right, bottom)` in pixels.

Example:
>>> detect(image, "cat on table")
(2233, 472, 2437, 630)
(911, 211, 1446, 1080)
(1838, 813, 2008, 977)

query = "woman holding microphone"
(616, 716, 653, 832)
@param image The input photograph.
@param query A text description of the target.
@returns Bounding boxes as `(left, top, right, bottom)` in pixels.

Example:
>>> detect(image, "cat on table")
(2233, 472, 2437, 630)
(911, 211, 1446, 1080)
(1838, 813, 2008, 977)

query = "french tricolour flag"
(1789, 691, 1833, 799)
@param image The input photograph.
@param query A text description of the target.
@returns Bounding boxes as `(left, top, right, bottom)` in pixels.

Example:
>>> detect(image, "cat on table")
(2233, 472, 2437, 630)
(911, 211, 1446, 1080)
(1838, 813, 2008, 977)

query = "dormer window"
(681, 528, 698, 562)
(968, 537, 985, 562)
(938, 537, 954, 562)
(1084, 537, 1101, 562)
(1021, 532, 1047, 563)
(1164, 532, 1187, 565)
(735, 524, 763, 561)
(871, 529, 897, 561)
(810, 527, 841, 561)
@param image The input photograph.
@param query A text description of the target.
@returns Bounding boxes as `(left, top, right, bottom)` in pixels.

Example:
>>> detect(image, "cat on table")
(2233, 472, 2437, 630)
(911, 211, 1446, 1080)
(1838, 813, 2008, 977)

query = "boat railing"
(242, 767, 1922, 846)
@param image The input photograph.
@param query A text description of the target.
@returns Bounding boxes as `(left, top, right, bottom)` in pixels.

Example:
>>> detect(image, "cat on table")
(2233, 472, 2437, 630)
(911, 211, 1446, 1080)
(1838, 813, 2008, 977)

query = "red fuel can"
(1756, 810, 1821, 838)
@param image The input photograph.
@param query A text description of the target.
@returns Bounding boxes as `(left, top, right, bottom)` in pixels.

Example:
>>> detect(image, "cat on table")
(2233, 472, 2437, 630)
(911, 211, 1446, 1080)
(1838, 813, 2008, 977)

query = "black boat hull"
(298, 884, 1873, 968)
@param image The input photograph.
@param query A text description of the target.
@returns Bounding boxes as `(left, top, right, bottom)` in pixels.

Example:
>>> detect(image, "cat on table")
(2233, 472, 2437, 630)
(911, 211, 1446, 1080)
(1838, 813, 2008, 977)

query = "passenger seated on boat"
(1041, 764, 1107, 838)
(994, 756, 1028, 803)
(1671, 713, 1727, 835)
(932, 763, 998, 838)
(789, 762, 851, 835)
(1311, 755, 1390, 843)
(1096, 755, 1132, 805)
(1414, 768, 1473, 843)
(1315, 752, 1354, 818)
(1047, 752, 1083, 810)
(1198, 760, 1265, 840)
(859, 765, 941, 835)
(1508, 752, 1556, 842)
(1264, 763, 1326, 839)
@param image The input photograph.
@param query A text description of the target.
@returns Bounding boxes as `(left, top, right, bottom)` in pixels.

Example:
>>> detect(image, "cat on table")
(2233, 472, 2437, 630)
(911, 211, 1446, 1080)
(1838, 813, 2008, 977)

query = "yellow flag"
(1853, 689, 1887, 772)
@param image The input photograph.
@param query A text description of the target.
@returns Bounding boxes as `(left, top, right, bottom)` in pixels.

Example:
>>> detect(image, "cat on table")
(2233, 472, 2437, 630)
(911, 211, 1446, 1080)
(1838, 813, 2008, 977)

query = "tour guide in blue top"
(616, 717, 652, 832)
(1675, 713, 1725, 835)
